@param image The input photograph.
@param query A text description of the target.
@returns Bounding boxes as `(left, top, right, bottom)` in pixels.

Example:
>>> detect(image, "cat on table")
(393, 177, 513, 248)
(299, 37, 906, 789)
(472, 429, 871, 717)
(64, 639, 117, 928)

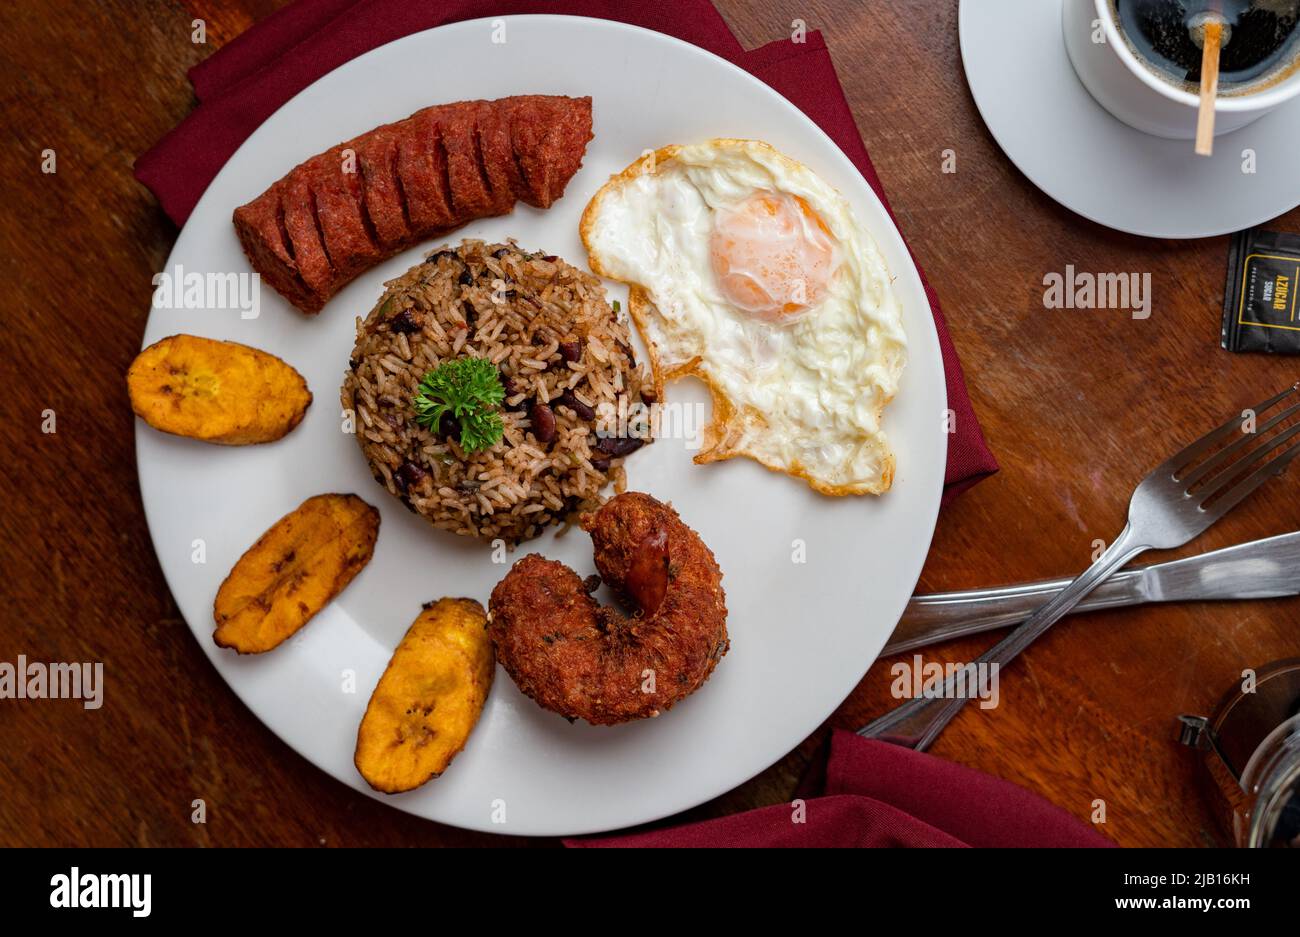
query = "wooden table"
(4, 0, 1298, 848)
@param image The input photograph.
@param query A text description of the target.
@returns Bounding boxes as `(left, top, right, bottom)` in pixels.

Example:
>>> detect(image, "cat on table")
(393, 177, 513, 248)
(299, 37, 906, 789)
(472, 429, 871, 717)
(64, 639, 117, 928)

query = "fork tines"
(1165, 383, 1300, 513)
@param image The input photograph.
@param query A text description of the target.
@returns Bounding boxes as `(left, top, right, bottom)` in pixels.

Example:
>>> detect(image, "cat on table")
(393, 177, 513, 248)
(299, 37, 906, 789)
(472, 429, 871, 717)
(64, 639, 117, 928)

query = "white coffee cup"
(1063, 0, 1300, 139)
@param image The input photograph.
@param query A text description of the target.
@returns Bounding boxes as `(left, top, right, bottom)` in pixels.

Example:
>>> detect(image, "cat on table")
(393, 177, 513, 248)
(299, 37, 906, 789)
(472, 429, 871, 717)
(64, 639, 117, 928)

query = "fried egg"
(580, 139, 907, 495)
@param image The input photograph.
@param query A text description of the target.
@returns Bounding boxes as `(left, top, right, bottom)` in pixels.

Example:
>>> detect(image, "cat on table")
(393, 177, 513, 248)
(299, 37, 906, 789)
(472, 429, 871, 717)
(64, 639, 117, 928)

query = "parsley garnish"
(413, 357, 505, 453)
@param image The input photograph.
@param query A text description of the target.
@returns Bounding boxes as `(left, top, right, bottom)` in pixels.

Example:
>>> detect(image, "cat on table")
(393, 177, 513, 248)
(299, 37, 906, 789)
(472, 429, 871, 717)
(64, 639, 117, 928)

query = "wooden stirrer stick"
(1196, 19, 1223, 156)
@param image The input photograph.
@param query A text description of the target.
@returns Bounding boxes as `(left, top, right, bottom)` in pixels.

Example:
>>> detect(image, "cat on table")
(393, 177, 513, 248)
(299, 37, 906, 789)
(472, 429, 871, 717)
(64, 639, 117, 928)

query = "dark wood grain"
(2, 0, 1297, 848)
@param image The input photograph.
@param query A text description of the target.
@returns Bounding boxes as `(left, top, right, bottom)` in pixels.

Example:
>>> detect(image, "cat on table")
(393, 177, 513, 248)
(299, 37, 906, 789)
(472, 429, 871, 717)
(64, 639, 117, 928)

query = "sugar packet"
(1222, 228, 1300, 354)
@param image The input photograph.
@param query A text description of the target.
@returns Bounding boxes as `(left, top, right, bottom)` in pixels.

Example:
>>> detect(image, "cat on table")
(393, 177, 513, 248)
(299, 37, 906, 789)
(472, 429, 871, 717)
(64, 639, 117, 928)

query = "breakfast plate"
(135, 15, 946, 836)
(960, 0, 1300, 239)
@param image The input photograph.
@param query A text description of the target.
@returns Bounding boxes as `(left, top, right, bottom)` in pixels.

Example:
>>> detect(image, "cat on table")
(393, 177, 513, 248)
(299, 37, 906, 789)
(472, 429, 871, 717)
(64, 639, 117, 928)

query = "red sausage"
(232, 95, 593, 314)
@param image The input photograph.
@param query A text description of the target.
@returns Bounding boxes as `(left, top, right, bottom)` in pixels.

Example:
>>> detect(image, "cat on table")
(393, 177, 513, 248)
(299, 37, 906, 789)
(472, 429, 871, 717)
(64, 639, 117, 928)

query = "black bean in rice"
(341, 240, 654, 544)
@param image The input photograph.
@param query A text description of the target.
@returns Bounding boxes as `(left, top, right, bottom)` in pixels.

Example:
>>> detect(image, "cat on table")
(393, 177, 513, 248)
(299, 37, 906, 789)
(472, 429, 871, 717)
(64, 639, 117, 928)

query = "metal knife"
(885, 531, 1300, 656)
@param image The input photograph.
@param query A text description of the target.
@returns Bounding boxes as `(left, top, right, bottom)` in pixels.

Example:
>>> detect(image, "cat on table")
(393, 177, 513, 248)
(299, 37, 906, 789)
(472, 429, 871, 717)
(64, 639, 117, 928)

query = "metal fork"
(858, 384, 1300, 751)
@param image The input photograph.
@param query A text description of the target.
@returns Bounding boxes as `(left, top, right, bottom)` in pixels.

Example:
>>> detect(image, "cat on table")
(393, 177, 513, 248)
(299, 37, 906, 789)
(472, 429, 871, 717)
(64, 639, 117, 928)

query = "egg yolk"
(709, 191, 835, 320)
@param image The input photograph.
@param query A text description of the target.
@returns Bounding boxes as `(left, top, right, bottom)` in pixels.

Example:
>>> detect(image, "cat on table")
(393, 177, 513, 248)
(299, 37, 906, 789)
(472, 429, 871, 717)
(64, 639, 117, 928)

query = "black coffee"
(1115, 0, 1300, 88)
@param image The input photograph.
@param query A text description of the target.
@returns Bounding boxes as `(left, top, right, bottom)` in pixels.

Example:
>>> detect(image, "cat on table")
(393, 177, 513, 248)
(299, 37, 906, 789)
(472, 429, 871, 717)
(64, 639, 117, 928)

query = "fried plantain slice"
(214, 494, 379, 653)
(355, 597, 495, 793)
(127, 333, 312, 445)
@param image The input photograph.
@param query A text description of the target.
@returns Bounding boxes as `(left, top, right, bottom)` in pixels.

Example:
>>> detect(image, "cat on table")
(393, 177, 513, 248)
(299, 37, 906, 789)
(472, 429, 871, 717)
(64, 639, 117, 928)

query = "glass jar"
(1179, 658, 1300, 847)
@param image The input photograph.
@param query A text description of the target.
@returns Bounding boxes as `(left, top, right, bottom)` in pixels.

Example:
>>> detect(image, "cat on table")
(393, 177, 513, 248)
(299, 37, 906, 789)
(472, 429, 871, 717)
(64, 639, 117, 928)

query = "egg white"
(581, 140, 907, 495)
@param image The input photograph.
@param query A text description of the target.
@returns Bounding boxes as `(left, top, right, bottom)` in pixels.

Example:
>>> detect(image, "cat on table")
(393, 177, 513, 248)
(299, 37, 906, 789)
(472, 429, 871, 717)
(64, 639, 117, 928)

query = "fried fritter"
(488, 492, 728, 725)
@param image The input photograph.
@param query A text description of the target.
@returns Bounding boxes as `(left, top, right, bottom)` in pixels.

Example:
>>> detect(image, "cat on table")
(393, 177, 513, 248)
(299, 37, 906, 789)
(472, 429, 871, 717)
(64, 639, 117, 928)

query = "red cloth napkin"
(567, 730, 1115, 847)
(134, 0, 1015, 849)
(133, 0, 997, 503)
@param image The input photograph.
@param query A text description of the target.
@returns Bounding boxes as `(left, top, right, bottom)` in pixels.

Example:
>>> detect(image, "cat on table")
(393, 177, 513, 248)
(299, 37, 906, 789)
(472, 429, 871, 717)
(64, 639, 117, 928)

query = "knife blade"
(885, 531, 1300, 655)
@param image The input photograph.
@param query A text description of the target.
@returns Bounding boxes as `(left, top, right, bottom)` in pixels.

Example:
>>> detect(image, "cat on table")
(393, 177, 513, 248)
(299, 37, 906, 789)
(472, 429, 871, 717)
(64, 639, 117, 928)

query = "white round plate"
(960, 0, 1300, 239)
(137, 15, 946, 836)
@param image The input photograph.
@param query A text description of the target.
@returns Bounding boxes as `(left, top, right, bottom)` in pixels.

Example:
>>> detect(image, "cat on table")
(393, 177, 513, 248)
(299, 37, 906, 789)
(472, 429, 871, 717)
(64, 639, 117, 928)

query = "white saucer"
(959, 0, 1300, 239)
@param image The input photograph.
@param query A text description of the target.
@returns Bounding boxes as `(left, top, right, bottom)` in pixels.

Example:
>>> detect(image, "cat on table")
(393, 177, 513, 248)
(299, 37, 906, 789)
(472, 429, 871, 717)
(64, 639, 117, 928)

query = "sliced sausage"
(234, 95, 592, 315)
